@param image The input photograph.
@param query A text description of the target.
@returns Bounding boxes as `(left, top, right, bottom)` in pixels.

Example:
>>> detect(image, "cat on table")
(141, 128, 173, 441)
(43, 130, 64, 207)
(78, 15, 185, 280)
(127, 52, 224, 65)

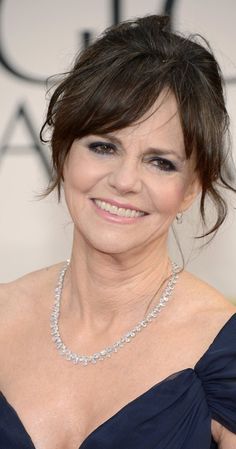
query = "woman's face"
(63, 92, 199, 256)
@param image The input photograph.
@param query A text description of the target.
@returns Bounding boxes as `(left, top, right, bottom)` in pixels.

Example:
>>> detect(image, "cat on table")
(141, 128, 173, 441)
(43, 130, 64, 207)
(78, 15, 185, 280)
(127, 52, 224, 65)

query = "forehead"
(112, 91, 184, 152)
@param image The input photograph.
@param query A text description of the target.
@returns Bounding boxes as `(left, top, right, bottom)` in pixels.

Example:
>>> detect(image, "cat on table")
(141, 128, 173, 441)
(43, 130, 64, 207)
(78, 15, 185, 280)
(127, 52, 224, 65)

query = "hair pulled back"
(41, 15, 235, 238)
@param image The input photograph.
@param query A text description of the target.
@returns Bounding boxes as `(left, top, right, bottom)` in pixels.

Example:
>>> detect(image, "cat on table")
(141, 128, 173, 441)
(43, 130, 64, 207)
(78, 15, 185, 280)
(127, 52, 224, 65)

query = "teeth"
(94, 199, 145, 218)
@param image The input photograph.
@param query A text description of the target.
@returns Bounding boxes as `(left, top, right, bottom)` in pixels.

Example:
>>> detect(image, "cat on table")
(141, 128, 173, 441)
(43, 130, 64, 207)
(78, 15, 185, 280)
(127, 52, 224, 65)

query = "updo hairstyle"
(41, 15, 235, 237)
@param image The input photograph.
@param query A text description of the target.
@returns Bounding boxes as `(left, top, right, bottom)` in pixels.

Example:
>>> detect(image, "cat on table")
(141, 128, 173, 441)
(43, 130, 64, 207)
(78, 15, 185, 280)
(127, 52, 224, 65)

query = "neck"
(63, 231, 171, 329)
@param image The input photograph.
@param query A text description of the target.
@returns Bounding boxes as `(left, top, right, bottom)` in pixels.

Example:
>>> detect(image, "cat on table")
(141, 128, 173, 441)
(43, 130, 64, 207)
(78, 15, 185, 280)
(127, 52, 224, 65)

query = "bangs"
(56, 55, 169, 140)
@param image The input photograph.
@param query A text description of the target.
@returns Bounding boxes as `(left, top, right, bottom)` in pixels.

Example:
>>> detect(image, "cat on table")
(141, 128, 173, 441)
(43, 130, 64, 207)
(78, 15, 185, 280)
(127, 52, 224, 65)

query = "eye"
(149, 157, 177, 172)
(88, 141, 116, 155)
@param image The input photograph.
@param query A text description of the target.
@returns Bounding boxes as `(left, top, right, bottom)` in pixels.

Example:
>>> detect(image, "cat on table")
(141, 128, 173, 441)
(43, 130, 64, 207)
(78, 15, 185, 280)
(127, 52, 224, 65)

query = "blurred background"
(0, 0, 235, 302)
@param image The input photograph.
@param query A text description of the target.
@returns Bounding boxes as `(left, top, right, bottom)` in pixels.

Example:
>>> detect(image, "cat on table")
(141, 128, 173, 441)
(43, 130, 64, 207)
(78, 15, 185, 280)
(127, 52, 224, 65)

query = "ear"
(180, 174, 201, 212)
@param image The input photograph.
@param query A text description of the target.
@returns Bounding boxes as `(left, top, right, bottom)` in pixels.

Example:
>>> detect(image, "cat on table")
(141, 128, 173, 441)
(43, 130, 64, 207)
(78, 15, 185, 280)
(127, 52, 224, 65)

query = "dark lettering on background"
(0, 0, 50, 175)
(0, 0, 46, 84)
(113, 0, 121, 25)
(162, 0, 177, 28)
(82, 31, 92, 50)
(0, 0, 124, 176)
(0, 104, 51, 175)
(0, 0, 235, 177)
(81, 0, 122, 50)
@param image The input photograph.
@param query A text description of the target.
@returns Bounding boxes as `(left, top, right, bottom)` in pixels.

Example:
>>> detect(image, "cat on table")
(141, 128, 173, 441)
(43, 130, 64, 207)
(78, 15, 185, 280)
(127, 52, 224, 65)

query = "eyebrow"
(146, 147, 186, 162)
(95, 133, 186, 162)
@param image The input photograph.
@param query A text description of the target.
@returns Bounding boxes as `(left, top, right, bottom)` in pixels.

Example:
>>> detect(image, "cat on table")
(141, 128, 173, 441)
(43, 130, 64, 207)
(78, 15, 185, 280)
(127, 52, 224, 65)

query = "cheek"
(64, 157, 102, 194)
(150, 177, 188, 214)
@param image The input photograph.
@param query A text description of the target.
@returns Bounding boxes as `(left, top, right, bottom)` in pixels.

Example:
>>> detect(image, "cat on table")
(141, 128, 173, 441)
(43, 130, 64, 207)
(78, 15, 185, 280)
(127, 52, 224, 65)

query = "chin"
(88, 237, 136, 255)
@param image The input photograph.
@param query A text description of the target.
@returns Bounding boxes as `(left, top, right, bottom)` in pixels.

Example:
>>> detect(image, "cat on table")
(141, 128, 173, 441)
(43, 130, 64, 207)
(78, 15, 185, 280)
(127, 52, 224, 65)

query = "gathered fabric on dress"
(0, 313, 236, 449)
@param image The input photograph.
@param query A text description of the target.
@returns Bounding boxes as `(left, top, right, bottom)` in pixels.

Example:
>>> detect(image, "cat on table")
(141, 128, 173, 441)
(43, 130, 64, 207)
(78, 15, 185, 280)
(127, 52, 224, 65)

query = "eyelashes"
(88, 142, 116, 155)
(87, 141, 178, 172)
(147, 157, 177, 172)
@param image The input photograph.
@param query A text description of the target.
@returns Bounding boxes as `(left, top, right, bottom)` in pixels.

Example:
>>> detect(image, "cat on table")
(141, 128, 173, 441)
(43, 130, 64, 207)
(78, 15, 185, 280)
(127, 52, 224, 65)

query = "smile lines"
(93, 199, 147, 218)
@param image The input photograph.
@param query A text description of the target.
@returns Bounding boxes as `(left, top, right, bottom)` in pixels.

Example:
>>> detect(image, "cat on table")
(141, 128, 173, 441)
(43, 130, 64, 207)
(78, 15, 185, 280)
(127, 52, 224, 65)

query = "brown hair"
(41, 14, 235, 238)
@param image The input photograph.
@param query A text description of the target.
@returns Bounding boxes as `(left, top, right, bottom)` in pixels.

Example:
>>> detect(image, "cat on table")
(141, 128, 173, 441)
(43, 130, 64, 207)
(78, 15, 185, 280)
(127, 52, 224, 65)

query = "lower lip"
(91, 200, 147, 224)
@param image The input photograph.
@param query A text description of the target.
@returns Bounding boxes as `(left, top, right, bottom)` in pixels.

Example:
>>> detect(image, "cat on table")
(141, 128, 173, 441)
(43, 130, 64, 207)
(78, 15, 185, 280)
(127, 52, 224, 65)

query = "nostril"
(107, 167, 142, 194)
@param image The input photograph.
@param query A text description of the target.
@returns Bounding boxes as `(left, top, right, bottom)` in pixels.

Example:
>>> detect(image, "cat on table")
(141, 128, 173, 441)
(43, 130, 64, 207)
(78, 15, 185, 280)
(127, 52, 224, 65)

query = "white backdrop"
(0, 0, 236, 300)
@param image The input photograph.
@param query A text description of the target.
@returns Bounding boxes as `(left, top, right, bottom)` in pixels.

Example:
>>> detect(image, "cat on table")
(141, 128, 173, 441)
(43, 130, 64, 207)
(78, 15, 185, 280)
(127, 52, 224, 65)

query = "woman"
(0, 14, 235, 449)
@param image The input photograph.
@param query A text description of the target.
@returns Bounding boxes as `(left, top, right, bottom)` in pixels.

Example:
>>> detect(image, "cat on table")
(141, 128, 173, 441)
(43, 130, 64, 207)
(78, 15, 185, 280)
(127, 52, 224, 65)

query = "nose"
(107, 157, 142, 194)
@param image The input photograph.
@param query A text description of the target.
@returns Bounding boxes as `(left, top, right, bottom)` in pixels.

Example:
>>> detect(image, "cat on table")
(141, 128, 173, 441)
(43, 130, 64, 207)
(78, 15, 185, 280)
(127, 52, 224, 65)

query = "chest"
(0, 368, 219, 449)
(0, 318, 216, 449)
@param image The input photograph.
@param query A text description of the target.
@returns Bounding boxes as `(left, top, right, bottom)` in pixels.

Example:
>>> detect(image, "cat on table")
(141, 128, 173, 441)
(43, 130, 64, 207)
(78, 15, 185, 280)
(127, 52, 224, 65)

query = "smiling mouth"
(93, 199, 147, 218)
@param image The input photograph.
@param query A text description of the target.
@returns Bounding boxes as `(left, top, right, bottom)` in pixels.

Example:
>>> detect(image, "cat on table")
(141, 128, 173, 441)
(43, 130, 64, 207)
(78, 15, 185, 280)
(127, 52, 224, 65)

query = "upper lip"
(92, 198, 148, 213)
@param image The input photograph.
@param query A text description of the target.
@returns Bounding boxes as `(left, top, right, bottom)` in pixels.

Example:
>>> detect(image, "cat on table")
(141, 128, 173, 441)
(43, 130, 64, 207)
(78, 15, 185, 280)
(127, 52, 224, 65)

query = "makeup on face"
(82, 134, 186, 176)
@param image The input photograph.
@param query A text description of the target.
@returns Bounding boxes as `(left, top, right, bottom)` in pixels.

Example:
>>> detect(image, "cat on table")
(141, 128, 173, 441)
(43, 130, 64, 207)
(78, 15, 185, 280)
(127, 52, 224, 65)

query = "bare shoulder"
(179, 272, 236, 444)
(0, 263, 63, 337)
(176, 269, 236, 335)
(0, 262, 62, 303)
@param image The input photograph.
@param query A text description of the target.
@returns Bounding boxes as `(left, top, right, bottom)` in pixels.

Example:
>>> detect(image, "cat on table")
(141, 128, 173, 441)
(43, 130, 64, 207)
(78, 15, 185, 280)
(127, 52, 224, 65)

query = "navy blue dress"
(0, 313, 236, 449)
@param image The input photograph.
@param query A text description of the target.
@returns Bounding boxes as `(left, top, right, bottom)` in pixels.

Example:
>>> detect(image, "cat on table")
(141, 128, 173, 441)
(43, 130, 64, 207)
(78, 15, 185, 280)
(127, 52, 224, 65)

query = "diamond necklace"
(50, 260, 180, 366)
